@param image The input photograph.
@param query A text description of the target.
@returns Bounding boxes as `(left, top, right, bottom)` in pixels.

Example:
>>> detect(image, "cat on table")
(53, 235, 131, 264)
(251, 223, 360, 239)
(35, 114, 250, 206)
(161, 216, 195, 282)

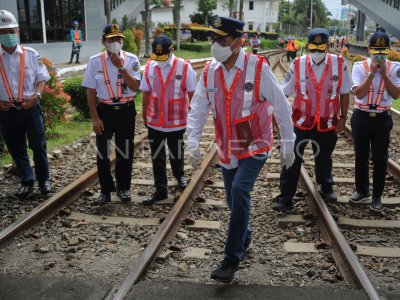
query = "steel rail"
(112, 147, 218, 300)
(275, 60, 380, 299)
(0, 133, 148, 246)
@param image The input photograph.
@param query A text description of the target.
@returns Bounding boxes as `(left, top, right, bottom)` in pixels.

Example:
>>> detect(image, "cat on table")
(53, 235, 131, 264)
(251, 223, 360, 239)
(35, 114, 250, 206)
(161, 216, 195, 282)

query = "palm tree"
(173, 0, 181, 51)
(239, 0, 243, 21)
(143, 0, 151, 57)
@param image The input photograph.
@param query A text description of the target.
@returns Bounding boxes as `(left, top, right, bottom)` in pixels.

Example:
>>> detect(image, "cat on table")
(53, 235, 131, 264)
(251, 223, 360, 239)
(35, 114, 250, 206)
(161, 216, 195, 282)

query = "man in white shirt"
(187, 16, 295, 284)
(350, 31, 400, 211)
(140, 35, 197, 205)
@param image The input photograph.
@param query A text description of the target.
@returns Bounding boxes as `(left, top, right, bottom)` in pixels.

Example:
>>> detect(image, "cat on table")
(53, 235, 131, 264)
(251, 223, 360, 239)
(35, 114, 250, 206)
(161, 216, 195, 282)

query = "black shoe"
(177, 176, 187, 190)
(211, 259, 239, 283)
(67, 61, 72, 64)
(15, 184, 34, 198)
(117, 188, 131, 203)
(320, 190, 337, 202)
(39, 180, 52, 195)
(142, 189, 168, 206)
(75, 60, 80, 64)
(95, 193, 111, 205)
(370, 197, 382, 211)
(272, 200, 293, 213)
(349, 192, 371, 203)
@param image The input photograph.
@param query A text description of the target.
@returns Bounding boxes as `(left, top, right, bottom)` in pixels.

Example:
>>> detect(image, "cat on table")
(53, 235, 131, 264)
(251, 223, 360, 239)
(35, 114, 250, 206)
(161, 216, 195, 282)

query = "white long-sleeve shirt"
(187, 48, 295, 169)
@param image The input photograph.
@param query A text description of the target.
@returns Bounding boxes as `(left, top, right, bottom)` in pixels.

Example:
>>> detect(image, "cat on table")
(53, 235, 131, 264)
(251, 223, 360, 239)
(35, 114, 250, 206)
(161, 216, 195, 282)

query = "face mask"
(157, 55, 171, 68)
(106, 41, 123, 54)
(371, 54, 387, 63)
(211, 39, 237, 62)
(310, 51, 326, 64)
(0, 33, 19, 48)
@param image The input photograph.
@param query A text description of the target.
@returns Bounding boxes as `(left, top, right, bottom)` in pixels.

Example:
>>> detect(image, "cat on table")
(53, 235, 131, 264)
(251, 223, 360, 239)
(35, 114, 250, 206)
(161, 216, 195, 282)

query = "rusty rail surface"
(112, 148, 218, 300)
(0, 133, 148, 246)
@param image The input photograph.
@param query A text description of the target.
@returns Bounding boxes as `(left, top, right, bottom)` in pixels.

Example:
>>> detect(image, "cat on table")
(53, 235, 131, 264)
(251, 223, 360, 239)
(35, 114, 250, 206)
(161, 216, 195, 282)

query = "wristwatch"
(35, 92, 42, 101)
(118, 67, 126, 73)
(367, 71, 374, 79)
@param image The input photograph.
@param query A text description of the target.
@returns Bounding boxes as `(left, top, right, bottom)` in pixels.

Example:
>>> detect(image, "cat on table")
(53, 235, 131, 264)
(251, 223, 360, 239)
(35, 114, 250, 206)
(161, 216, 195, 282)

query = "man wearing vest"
(187, 16, 295, 283)
(141, 35, 197, 205)
(0, 10, 52, 198)
(82, 24, 140, 205)
(250, 34, 260, 54)
(273, 28, 352, 213)
(69, 21, 82, 64)
(286, 37, 294, 62)
(350, 32, 400, 211)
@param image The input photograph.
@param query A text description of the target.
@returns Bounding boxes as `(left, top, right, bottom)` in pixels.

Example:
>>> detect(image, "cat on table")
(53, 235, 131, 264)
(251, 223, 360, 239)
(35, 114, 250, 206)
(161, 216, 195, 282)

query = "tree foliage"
(189, 0, 216, 26)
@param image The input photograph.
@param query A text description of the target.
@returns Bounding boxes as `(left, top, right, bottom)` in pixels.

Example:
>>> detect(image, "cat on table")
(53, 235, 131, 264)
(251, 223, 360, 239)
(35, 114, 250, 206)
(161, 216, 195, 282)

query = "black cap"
(307, 28, 329, 50)
(103, 24, 125, 39)
(207, 16, 245, 38)
(150, 35, 173, 61)
(369, 32, 390, 54)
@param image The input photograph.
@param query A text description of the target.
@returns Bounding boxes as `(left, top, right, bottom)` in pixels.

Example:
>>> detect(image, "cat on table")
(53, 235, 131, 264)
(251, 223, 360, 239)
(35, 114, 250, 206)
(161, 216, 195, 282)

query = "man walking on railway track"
(187, 16, 296, 284)
(350, 31, 400, 211)
(140, 35, 197, 205)
(0, 10, 52, 198)
(272, 28, 352, 213)
(82, 24, 140, 205)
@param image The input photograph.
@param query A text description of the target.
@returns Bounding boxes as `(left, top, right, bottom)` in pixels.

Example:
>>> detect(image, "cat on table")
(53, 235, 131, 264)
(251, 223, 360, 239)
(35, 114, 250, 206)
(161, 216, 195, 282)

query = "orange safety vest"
(99, 51, 134, 104)
(354, 60, 392, 111)
(73, 30, 81, 45)
(287, 41, 294, 51)
(0, 47, 26, 107)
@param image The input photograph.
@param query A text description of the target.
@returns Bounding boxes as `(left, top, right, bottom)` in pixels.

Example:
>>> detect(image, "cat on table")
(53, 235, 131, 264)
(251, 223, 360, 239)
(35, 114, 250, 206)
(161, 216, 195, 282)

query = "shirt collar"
(310, 52, 328, 66)
(215, 48, 246, 71)
(157, 53, 175, 68)
(1, 44, 22, 56)
(106, 49, 124, 60)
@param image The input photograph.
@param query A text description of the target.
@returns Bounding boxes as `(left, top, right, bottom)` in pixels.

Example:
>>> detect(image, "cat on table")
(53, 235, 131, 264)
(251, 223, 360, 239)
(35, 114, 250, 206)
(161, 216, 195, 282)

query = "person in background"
(250, 34, 261, 54)
(187, 16, 295, 284)
(273, 28, 352, 213)
(349, 31, 400, 211)
(0, 10, 52, 198)
(82, 24, 140, 205)
(69, 20, 82, 64)
(286, 36, 294, 62)
(140, 35, 197, 205)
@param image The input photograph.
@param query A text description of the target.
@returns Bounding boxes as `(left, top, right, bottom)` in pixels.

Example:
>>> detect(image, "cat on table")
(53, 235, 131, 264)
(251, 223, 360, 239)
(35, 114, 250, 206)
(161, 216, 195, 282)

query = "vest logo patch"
(332, 75, 338, 82)
(133, 63, 139, 72)
(176, 74, 182, 80)
(285, 73, 291, 82)
(244, 82, 254, 92)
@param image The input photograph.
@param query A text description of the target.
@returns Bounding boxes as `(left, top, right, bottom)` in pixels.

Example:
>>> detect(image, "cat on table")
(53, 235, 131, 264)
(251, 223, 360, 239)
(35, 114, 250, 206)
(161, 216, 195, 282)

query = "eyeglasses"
(309, 49, 326, 53)
(208, 35, 228, 45)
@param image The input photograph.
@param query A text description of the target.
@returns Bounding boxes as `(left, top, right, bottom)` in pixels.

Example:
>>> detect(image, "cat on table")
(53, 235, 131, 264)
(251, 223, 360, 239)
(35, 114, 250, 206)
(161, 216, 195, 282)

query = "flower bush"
(41, 58, 70, 132)
(340, 47, 349, 57)
(388, 50, 400, 62)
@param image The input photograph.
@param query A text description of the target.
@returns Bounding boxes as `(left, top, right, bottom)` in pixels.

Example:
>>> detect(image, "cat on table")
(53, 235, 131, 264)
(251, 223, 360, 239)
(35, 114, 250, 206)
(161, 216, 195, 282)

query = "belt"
(355, 108, 390, 118)
(98, 101, 133, 111)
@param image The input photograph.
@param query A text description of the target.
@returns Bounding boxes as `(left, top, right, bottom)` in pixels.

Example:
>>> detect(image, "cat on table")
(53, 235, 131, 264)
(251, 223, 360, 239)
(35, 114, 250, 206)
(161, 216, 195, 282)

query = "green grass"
(393, 99, 400, 111)
(0, 118, 92, 166)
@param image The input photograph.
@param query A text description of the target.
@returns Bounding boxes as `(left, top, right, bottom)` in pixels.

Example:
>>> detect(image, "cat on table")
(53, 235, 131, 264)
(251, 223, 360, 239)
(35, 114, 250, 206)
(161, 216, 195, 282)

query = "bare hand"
(21, 94, 39, 110)
(142, 112, 148, 128)
(370, 59, 379, 75)
(109, 52, 123, 69)
(93, 118, 104, 135)
(0, 101, 10, 111)
(380, 60, 387, 76)
(335, 118, 346, 133)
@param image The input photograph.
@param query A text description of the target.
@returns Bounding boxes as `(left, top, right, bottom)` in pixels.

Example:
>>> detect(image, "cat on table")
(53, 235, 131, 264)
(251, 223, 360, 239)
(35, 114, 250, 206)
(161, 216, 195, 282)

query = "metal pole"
(310, 0, 313, 29)
(40, 0, 47, 43)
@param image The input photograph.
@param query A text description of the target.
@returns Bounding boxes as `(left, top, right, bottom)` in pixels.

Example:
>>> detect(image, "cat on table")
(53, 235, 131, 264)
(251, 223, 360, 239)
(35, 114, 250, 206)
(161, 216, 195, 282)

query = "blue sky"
(322, 0, 344, 19)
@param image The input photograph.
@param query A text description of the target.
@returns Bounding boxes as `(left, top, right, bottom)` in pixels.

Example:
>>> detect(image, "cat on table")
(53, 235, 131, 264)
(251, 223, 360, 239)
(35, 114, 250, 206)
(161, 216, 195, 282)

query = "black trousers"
(70, 43, 80, 62)
(278, 126, 338, 203)
(351, 109, 393, 198)
(147, 127, 185, 191)
(96, 102, 136, 194)
(0, 104, 49, 185)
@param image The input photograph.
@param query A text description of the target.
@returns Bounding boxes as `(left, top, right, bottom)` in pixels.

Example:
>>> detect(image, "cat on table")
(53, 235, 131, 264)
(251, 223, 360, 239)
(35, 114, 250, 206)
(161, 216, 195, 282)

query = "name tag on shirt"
(207, 88, 218, 93)
(148, 74, 155, 79)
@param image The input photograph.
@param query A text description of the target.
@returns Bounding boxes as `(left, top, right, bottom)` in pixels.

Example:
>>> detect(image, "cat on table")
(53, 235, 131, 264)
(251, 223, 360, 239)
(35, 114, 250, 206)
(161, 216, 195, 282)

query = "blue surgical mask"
(0, 33, 19, 48)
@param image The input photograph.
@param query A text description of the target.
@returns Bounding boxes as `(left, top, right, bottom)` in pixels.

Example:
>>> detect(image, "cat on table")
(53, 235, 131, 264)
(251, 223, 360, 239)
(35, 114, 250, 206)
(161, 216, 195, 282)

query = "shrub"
(122, 29, 138, 55)
(179, 42, 210, 52)
(41, 58, 70, 132)
(340, 46, 349, 57)
(260, 39, 279, 50)
(154, 27, 165, 37)
(388, 50, 400, 62)
(352, 54, 363, 65)
(132, 27, 143, 53)
(63, 76, 91, 119)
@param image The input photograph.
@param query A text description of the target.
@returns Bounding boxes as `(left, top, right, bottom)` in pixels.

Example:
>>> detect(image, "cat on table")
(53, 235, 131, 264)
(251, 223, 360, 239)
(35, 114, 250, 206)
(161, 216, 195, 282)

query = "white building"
(151, 0, 280, 32)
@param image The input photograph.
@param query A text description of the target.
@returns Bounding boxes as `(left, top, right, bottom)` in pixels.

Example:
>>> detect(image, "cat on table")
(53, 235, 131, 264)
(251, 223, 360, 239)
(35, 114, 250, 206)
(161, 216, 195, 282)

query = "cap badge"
(155, 43, 163, 53)
(314, 35, 322, 44)
(111, 24, 119, 33)
(176, 74, 182, 80)
(214, 17, 222, 28)
(244, 82, 254, 93)
(375, 37, 385, 47)
(333, 75, 338, 82)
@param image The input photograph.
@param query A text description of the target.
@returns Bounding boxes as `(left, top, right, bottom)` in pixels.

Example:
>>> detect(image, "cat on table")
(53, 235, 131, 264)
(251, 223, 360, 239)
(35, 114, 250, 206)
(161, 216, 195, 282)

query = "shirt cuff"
(279, 139, 295, 154)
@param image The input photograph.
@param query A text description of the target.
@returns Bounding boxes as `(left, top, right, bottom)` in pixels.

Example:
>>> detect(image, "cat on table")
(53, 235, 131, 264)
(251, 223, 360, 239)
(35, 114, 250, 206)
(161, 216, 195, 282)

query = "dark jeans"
(278, 126, 338, 204)
(351, 109, 393, 198)
(96, 102, 136, 193)
(70, 42, 80, 62)
(221, 155, 267, 264)
(148, 127, 185, 191)
(0, 104, 49, 185)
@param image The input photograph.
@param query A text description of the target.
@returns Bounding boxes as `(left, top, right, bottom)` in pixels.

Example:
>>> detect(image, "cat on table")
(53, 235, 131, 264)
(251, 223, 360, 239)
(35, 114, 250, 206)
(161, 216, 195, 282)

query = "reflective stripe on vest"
(358, 59, 392, 110)
(73, 30, 81, 44)
(145, 57, 189, 127)
(100, 51, 131, 104)
(0, 47, 26, 106)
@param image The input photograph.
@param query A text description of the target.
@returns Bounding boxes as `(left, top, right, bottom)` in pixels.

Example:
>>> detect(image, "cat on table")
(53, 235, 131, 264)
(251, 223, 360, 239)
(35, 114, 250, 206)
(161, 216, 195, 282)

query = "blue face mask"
(0, 33, 19, 48)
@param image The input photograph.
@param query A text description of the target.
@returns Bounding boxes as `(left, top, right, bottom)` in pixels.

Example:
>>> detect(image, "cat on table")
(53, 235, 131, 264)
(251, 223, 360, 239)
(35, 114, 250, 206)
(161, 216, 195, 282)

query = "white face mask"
(310, 52, 326, 64)
(211, 39, 237, 62)
(157, 55, 171, 68)
(106, 41, 123, 54)
(371, 54, 387, 63)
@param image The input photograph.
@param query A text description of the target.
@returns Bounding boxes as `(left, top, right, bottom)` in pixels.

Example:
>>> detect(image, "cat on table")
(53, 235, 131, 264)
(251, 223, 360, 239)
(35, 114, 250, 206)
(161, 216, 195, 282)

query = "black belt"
(354, 109, 390, 118)
(98, 101, 133, 110)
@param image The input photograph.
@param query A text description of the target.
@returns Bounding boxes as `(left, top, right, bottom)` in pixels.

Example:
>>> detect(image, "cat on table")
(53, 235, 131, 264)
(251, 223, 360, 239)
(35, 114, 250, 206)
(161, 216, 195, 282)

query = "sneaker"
(349, 192, 371, 203)
(241, 240, 253, 260)
(210, 259, 239, 283)
(272, 200, 293, 213)
(116, 188, 131, 203)
(95, 193, 111, 205)
(15, 184, 34, 198)
(370, 197, 382, 211)
(320, 190, 337, 202)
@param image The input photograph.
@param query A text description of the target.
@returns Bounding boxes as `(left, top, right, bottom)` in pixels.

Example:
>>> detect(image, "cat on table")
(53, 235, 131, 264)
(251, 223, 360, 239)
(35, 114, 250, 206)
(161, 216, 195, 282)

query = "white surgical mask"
(211, 39, 237, 62)
(106, 41, 123, 54)
(157, 55, 171, 68)
(371, 54, 387, 63)
(310, 52, 326, 64)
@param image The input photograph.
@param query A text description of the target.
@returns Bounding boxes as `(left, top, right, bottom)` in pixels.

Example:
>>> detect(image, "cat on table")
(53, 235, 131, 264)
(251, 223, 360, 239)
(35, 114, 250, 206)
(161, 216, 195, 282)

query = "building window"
(249, 23, 253, 30)
(249, 1, 254, 10)
(17, 0, 43, 43)
(44, 0, 85, 42)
